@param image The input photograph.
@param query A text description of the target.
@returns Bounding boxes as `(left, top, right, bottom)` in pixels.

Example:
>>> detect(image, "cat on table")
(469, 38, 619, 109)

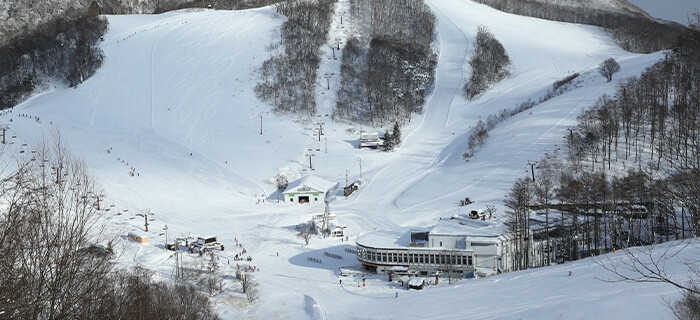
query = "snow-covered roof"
(356, 228, 417, 249)
(128, 229, 147, 237)
(408, 277, 425, 286)
(356, 219, 514, 249)
(283, 175, 334, 194)
(361, 132, 379, 141)
(430, 219, 507, 238)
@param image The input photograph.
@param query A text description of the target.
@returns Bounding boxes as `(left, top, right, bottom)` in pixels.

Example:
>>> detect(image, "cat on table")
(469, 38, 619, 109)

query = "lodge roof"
(283, 175, 334, 194)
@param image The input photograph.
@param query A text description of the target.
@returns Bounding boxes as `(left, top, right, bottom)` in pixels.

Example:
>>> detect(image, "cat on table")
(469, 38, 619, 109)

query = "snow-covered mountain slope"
(2, 0, 688, 319)
(348, 0, 663, 216)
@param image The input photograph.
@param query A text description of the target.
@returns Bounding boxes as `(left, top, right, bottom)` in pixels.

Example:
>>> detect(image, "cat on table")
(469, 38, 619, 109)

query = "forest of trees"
(502, 18, 699, 314)
(464, 26, 511, 100)
(255, 0, 337, 115)
(102, 0, 284, 14)
(472, 0, 686, 53)
(0, 10, 108, 109)
(333, 0, 437, 126)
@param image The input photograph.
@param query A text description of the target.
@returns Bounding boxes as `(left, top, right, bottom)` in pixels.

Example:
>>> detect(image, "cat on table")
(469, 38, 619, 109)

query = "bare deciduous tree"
(505, 177, 533, 270)
(298, 228, 312, 246)
(0, 135, 113, 319)
(0, 135, 222, 319)
(240, 273, 258, 302)
(599, 58, 621, 82)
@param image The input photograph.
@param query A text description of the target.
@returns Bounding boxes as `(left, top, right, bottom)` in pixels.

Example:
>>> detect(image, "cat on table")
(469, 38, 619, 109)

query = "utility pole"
(322, 202, 331, 238)
(53, 165, 63, 184)
(260, 115, 263, 135)
(164, 224, 169, 246)
(357, 157, 362, 182)
(527, 161, 538, 182)
(174, 248, 182, 279)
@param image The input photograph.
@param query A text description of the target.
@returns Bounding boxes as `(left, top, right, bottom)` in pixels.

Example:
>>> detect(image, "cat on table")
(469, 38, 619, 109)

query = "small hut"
(128, 230, 148, 244)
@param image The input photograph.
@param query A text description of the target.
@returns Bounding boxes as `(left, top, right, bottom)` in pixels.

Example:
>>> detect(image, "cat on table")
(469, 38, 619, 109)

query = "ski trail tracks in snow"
(349, 0, 470, 210)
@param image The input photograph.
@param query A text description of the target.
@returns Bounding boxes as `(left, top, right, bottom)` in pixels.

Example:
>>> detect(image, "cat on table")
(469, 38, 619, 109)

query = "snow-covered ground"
(627, 0, 700, 25)
(2, 0, 694, 318)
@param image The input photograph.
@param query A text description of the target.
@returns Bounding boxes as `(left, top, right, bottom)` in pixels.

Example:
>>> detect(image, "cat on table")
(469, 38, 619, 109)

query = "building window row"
(359, 247, 472, 267)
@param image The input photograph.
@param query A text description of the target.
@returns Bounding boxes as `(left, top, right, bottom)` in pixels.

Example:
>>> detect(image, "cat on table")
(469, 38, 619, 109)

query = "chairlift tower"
(136, 210, 153, 232)
(306, 149, 316, 170)
(0, 124, 8, 144)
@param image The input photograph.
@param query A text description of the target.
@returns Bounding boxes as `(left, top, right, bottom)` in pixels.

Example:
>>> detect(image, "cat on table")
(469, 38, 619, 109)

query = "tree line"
(503, 19, 699, 316)
(463, 72, 582, 159)
(92, 0, 283, 14)
(0, 9, 108, 109)
(472, 0, 686, 53)
(255, 0, 337, 115)
(333, 0, 437, 127)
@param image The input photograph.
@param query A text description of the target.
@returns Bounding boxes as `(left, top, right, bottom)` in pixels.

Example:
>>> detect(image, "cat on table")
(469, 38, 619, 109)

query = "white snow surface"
(2, 0, 694, 318)
(627, 0, 700, 25)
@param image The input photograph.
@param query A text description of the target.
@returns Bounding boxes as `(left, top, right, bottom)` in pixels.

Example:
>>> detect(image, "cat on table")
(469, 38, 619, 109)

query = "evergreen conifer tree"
(392, 122, 402, 146)
(384, 130, 393, 151)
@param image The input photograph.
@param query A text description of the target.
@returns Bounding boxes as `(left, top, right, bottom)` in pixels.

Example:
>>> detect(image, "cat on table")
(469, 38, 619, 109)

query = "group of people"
(108, 147, 141, 177)
(233, 254, 252, 261)
(16, 113, 43, 124)
(232, 237, 250, 261)
(234, 263, 259, 273)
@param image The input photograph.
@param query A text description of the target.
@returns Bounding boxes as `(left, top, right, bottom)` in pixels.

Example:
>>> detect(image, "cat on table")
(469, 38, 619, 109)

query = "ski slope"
(0, 0, 689, 318)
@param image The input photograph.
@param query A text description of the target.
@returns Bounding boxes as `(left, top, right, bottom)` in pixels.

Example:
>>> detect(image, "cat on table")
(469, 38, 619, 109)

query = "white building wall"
(284, 191, 325, 203)
(428, 234, 464, 249)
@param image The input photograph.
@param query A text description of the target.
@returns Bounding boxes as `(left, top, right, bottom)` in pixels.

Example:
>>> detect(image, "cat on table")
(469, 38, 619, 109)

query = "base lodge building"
(355, 217, 515, 278)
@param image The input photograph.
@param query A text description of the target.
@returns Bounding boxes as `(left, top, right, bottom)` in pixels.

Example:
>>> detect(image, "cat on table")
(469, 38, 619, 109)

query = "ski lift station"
(283, 175, 335, 204)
